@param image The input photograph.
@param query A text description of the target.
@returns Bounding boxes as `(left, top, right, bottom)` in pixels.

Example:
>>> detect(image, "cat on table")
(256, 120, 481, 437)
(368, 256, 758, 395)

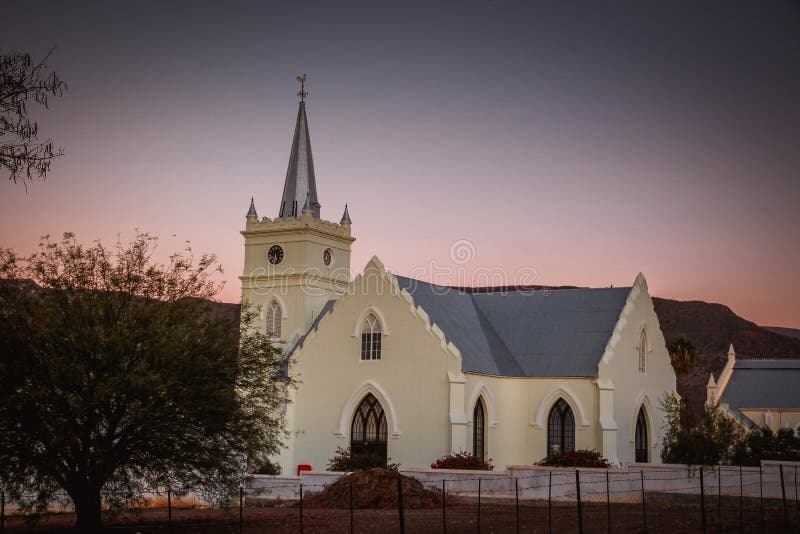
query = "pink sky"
(2, 1, 798, 328)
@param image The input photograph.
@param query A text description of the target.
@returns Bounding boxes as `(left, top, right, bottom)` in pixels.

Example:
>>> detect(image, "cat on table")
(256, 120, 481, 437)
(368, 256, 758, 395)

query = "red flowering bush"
(536, 449, 609, 468)
(431, 450, 494, 470)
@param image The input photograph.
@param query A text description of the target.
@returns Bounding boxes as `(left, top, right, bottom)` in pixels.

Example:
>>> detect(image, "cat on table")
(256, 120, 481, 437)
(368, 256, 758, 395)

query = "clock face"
(323, 248, 332, 266)
(267, 245, 284, 265)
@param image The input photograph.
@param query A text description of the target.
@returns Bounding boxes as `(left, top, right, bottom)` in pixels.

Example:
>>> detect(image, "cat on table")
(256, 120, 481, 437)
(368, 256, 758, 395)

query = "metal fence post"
(397, 477, 405, 534)
(780, 464, 789, 529)
(477, 477, 481, 534)
(1, 490, 5, 534)
(350, 479, 354, 534)
(239, 486, 244, 534)
(167, 488, 172, 533)
(548, 472, 552, 534)
(794, 466, 799, 532)
(299, 483, 304, 534)
(734, 465, 742, 533)
(442, 479, 446, 534)
(718, 466, 722, 533)
(515, 478, 520, 534)
(794, 465, 798, 532)
(576, 470, 583, 534)
(759, 465, 764, 534)
(700, 467, 706, 534)
(641, 470, 647, 534)
(606, 470, 611, 534)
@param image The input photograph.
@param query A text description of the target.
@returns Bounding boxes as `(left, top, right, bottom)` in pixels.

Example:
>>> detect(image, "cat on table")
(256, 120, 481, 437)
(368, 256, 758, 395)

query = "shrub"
(251, 459, 282, 475)
(430, 450, 494, 470)
(326, 447, 398, 472)
(536, 449, 609, 468)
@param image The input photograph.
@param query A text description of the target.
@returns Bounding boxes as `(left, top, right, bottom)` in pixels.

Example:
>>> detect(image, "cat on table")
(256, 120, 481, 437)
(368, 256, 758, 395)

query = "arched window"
(266, 301, 282, 338)
(473, 399, 486, 460)
(638, 330, 647, 373)
(635, 406, 649, 462)
(360, 314, 382, 360)
(547, 399, 575, 456)
(351, 393, 387, 461)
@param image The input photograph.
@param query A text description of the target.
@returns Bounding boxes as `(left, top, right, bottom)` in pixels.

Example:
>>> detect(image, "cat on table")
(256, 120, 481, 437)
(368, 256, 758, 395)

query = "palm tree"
(667, 337, 698, 375)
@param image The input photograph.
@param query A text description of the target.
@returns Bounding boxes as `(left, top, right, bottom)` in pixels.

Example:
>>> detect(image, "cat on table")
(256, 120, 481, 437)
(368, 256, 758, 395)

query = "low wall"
(246, 462, 800, 503)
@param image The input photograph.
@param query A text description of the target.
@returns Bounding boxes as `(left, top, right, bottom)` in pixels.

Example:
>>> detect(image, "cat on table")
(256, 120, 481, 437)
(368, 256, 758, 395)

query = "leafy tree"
(667, 337, 698, 375)
(732, 426, 800, 466)
(0, 232, 291, 531)
(660, 394, 746, 465)
(1, 48, 66, 183)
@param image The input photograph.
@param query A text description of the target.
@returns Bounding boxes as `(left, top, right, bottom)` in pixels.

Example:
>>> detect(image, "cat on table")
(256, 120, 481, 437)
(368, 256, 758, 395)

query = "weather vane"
(296, 73, 308, 103)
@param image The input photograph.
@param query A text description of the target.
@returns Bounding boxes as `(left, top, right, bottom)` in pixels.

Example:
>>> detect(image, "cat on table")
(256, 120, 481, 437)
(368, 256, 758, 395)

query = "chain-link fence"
(2, 463, 799, 532)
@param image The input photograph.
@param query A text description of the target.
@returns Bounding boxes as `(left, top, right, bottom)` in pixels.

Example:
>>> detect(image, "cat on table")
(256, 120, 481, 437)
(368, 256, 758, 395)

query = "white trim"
(467, 383, 498, 428)
(351, 305, 391, 337)
(533, 386, 590, 428)
(336, 380, 400, 438)
(261, 294, 289, 319)
(631, 392, 657, 448)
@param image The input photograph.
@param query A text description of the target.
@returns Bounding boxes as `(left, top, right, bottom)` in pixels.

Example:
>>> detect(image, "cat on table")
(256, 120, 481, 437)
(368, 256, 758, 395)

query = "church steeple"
(278, 74, 321, 219)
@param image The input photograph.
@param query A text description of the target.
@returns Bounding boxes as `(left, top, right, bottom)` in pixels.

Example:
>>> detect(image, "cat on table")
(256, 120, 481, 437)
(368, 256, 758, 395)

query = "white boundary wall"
(247, 462, 800, 502)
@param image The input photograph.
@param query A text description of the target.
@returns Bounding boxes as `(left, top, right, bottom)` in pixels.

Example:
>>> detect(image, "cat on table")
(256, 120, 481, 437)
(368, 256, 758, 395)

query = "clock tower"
(240, 81, 354, 348)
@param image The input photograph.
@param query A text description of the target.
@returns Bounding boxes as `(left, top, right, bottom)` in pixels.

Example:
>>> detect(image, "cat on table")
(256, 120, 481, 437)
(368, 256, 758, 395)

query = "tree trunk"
(72, 486, 103, 532)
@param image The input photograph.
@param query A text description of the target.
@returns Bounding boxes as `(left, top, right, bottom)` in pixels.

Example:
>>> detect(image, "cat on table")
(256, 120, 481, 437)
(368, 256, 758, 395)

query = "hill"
(652, 298, 800, 412)
(763, 326, 800, 340)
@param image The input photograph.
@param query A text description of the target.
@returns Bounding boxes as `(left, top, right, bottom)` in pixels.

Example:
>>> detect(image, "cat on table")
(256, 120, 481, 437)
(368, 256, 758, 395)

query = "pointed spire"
(246, 197, 258, 219)
(340, 203, 351, 224)
(278, 77, 320, 219)
(302, 193, 312, 214)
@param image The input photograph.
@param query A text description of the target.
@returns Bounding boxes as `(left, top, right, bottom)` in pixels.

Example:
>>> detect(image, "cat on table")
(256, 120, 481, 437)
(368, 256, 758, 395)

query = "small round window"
(323, 248, 333, 266)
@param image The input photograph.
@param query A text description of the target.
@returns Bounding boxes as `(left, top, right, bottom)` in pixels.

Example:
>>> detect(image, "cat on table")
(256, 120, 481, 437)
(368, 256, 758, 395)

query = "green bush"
(430, 451, 494, 470)
(251, 459, 282, 475)
(326, 447, 398, 472)
(536, 449, 609, 468)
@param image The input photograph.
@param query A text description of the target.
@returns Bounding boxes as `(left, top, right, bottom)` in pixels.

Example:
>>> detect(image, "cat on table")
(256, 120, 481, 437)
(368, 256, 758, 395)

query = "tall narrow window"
(547, 399, 575, 456)
(266, 301, 281, 338)
(638, 330, 647, 373)
(473, 399, 486, 460)
(360, 314, 382, 360)
(635, 406, 649, 462)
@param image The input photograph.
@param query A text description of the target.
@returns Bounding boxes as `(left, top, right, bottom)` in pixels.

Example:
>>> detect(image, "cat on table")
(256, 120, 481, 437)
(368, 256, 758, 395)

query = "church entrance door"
(350, 393, 388, 462)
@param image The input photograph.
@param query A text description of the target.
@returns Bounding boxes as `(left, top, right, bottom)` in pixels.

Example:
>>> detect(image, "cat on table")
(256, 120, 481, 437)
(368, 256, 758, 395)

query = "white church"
(240, 87, 677, 473)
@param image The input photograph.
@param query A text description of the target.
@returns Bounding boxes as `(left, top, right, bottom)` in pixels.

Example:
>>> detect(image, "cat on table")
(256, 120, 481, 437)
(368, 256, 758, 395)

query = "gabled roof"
(720, 359, 800, 409)
(278, 102, 320, 219)
(395, 276, 632, 377)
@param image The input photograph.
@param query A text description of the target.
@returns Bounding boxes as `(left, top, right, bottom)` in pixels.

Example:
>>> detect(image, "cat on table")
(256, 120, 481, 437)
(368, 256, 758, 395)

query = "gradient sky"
(2, 1, 799, 327)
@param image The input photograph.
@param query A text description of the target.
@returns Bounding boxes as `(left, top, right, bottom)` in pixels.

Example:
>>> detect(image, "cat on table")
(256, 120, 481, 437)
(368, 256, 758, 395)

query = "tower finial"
(340, 203, 352, 224)
(246, 196, 258, 219)
(296, 73, 308, 103)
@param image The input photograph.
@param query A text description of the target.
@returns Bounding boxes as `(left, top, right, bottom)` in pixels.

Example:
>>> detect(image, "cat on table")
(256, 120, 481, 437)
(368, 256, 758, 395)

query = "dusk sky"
(2, 1, 799, 328)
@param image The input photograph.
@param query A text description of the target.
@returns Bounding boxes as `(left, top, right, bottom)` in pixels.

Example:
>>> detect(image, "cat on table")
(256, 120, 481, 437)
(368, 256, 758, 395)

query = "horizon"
(2, 0, 799, 328)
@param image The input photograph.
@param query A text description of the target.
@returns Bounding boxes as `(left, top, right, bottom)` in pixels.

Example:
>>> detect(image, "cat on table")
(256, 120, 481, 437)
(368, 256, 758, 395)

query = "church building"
(241, 87, 677, 472)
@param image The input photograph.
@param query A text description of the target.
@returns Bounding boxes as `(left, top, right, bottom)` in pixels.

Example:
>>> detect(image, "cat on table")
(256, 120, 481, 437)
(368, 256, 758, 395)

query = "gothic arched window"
(638, 330, 648, 373)
(351, 393, 387, 461)
(266, 301, 282, 338)
(473, 399, 486, 460)
(547, 399, 575, 455)
(635, 405, 649, 462)
(360, 314, 382, 360)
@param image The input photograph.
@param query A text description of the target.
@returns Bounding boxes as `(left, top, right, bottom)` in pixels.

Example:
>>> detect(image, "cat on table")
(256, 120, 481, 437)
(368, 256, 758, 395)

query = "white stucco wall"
(597, 274, 677, 464)
(280, 260, 461, 472)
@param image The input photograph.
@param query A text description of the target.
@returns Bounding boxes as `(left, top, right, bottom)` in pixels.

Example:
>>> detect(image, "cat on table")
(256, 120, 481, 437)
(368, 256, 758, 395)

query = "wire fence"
(2, 463, 800, 533)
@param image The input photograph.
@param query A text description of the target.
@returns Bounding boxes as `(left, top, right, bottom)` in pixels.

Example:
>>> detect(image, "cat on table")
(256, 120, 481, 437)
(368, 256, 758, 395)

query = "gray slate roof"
(279, 102, 321, 218)
(720, 360, 800, 409)
(395, 276, 631, 377)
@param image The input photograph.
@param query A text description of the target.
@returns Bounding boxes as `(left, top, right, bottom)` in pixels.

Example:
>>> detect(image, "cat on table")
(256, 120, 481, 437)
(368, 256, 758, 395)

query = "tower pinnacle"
(278, 75, 321, 219)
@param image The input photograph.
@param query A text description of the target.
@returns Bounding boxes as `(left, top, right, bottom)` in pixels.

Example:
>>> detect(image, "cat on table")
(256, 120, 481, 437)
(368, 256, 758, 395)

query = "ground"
(3, 494, 798, 533)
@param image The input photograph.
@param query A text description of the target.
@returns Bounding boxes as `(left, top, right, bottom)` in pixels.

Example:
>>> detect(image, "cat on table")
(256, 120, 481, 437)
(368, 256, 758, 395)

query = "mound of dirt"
(302, 468, 442, 509)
